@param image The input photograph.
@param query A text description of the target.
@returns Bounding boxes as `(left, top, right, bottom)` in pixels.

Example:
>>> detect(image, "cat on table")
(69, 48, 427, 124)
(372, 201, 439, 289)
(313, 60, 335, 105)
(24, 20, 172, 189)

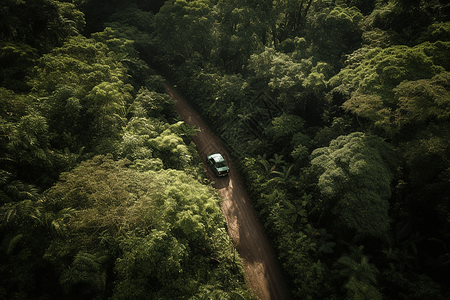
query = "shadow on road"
(212, 174, 230, 190)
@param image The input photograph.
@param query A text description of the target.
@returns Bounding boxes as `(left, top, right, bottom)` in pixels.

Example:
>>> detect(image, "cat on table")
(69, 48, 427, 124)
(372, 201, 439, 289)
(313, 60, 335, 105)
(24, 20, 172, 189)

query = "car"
(207, 153, 230, 177)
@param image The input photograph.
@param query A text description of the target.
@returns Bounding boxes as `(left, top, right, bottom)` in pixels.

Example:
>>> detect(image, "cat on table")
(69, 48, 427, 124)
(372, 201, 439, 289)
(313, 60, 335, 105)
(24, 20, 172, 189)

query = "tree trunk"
(303, 0, 314, 20)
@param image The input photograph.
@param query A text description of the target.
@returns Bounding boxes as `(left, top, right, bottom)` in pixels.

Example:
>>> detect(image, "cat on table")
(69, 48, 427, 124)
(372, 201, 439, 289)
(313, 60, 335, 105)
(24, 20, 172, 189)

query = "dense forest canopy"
(1, 0, 450, 299)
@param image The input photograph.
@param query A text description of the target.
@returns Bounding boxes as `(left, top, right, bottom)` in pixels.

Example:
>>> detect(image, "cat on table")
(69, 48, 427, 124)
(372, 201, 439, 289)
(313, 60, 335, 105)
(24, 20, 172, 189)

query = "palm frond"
(7, 233, 23, 255)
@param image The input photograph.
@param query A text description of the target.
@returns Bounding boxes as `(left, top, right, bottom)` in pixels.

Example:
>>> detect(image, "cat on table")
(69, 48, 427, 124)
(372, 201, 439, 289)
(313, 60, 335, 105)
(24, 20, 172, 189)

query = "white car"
(207, 153, 230, 177)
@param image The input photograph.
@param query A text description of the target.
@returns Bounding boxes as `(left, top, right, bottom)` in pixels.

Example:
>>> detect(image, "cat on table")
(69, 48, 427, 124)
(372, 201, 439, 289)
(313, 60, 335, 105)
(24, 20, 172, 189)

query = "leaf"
(318, 241, 336, 254)
(7, 234, 23, 255)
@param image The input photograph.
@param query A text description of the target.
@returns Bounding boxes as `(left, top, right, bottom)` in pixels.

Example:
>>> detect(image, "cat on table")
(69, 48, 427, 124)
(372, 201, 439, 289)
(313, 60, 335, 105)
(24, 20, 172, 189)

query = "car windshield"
(216, 161, 227, 168)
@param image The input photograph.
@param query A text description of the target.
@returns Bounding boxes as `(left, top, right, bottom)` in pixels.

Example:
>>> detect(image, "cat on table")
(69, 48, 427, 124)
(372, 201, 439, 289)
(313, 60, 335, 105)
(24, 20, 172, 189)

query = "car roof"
(209, 153, 225, 162)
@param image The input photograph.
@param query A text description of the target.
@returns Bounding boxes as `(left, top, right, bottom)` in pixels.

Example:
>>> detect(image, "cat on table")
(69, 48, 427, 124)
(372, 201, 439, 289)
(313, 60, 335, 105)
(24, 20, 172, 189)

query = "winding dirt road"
(164, 83, 290, 300)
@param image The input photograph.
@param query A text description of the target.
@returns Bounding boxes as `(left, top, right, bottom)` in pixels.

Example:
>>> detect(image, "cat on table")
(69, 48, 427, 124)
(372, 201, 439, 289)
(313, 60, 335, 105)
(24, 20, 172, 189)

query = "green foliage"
(113, 231, 188, 298)
(334, 245, 382, 300)
(312, 117, 352, 148)
(266, 113, 305, 141)
(214, 0, 272, 72)
(56, 1, 86, 34)
(0, 1, 258, 299)
(147, 127, 193, 170)
(6, 234, 23, 255)
(311, 132, 396, 238)
(42, 155, 252, 299)
(344, 276, 383, 300)
(0, 87, 29, 121)
(91, 24, 160, 89)
(0, 99, 46, 202)
(0, 92, 85, 185)
(0, 42, 37, 92)
(30, 35, 128, 95)
(240, 154, 332, 298)
(2, 0, 450, 298)
(92, 26, 139, 60)
(248, 48, 329, 114)
(109, 5, 155, 32)
(155, 0, 215, 61)
(133, 87, 177, 120)
(421, 21, 450, 42)
(59, 251, 107, 296)
(155, 1, 450, 298)
(248, 47, 312, 87)
(40, 85, 83, 149)
(381, 271, 446, 300)
(394, 72, 450, 126)
(275, 0, 316, 39)
(3, 108, 59, 186)
(0, 0, 84, 52)
(305, 5, 363, 66)
(333, 42, 447, 101)
(85, 81, 131, 143)
(340, 70, 450, 137)
(10, 109, 49, 155)
(206, 73, 250, 124)
(399, 123, 450, 185)
(118, 117, 199, 169)
(116, 117, 159, 161)
(30, 35, 133, 150)
(333, 42, 450, 138)
(1, 199, 42, 225)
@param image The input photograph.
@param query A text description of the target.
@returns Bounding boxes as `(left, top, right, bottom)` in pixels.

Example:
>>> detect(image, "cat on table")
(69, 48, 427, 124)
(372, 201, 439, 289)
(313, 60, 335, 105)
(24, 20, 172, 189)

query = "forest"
(1, 0, 449, 299)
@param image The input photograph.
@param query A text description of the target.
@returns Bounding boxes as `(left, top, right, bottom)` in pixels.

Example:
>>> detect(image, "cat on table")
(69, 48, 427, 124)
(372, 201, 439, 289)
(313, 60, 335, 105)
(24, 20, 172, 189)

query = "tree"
(112, 231, 188, 298)
(333, 42, 449, 105)
(275, 0, 315, 40)
(133, 87, 177, 121)
(265, 113, 306, 144)
(336, 255, 383, 300)
(394, 72, 450, 128)
(334, 245, 382, 300)
(155, 0, 215, 61)
(59, 252, 108, 298)
(84, 81, 131, 145)
(248, 48, 328, 115)
(30, 35, 128, 95)
(0, 42, 37, 92)
(91, 24, 160, 89)
(421, 21, 450, 43)
(116, 117, 160, 162)
(310, 132, 396, 238)
(147, 126, 193, 170)
(393, 0, 422, 13)
(205, 73, 250, 126)
(40, 85, 83, 150)
(214, 0, 265, 72)
(305, 5, 363, 67)
(42, 155, 253, 299)
(0, 0, 84, 52)
(30, 35, 132, 150)
(334, 42, 450, 136)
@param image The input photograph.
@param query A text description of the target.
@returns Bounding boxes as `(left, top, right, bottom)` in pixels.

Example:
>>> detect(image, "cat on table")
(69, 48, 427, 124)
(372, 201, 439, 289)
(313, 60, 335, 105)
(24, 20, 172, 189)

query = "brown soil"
(165, 83, 290, 300)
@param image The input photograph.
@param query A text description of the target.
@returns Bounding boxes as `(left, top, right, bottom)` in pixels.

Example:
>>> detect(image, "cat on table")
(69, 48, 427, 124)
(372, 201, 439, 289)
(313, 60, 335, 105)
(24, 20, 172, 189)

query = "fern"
(7, 234, 23, 255)
(269, 153, 285, 166)
(2, 199, 42, 223)
(59, 252, 106, 294)
(5, 180, 39, 201)
(0, 169, 13, 185)
(335, 246, 380, 291)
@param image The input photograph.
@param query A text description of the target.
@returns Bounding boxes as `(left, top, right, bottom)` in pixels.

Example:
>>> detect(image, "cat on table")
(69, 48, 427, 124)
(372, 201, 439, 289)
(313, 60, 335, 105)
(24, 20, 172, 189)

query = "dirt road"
(164, 83, 290, 300)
